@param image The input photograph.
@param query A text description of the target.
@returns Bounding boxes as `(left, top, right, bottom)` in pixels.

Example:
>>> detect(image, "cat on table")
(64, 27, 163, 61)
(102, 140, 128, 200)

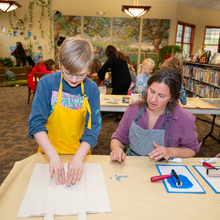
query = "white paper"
(193, 165, 220, 194)
(156, 165, 205, 193)
(17, 163, 111, 218)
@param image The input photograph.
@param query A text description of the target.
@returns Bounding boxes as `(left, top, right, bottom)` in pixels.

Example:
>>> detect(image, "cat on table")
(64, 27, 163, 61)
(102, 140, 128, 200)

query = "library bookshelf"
(183, 61, 220, 98)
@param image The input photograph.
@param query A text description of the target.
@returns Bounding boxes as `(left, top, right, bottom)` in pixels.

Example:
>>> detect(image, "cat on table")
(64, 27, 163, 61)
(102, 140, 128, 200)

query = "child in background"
(27, 59, 55, 92)
(136, 58, 155, 94)
(161, 57, 187, 105)
(28, 37, 101, 186)
(5, 68, 17, 82)
(90, 61, 109, 88)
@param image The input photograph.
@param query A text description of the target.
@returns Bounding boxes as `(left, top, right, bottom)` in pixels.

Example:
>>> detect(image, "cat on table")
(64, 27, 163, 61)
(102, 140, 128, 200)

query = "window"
(204, 26, 220, 56)
(175, 21, 195, 57)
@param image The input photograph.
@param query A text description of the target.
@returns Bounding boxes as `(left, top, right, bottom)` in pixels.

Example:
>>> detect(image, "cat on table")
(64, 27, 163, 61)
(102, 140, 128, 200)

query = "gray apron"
(128, 105, 172, 156)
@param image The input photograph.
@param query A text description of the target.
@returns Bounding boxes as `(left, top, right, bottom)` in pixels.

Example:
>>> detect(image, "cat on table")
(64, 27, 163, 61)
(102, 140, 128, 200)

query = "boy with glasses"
(28, 37, 101, 187)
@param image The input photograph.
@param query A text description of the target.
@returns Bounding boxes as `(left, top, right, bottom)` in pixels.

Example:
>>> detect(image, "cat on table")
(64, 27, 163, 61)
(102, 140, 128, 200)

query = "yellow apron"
(38, 74, 92, 154)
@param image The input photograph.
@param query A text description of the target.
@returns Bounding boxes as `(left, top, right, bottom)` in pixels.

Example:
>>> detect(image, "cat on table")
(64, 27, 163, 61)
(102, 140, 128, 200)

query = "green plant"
(159, 45, 182, 62)
(0, 57, 14, 67)
(36, 0, 46, 38)
(28, 41, 34, 58)
(46, 0, 53, 52)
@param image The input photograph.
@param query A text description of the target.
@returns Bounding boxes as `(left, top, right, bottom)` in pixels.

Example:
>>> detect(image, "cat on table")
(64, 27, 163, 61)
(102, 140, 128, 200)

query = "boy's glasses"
(61, 67, 88, 79)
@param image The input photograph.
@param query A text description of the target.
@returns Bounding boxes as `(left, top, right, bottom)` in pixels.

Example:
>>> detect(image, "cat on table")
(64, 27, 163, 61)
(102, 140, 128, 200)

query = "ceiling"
(142, 0, 220, 10)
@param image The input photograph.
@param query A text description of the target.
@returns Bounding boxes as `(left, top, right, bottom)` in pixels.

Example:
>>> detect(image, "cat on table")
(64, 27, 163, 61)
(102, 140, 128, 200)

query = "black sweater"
(98, 53, 131, 87)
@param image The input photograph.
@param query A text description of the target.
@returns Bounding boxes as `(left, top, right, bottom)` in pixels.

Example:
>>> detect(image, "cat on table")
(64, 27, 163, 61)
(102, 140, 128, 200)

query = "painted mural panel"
(83, 16, 111, 62)
(54, 15, 81, 68)
(141, 19, 170, 63)
(113, 17, 140, 70)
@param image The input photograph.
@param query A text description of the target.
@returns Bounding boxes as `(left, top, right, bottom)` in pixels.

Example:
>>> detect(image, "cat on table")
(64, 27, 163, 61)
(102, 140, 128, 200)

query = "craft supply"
(168, 157, 182, 163)
(206, 168, 220, 177)
(157, 165, 205, 193)
(122, 97, 130, 103)
(202, 161, 215, 169)
(151, 169, 182, 187)
(199, 158, 218, 164)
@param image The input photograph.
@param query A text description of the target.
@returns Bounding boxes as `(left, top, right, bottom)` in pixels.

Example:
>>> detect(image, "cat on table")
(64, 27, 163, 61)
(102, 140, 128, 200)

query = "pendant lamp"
(0, 0, 21, 12)
(122, 0, 151, 18)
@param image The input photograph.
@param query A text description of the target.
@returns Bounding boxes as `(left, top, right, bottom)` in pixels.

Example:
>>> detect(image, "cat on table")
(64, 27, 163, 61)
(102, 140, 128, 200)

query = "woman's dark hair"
(90, 61, 101, 75)
(36, 59, 55, 70)
(140, 67, 182, 111)
(105, 45, 126, 61)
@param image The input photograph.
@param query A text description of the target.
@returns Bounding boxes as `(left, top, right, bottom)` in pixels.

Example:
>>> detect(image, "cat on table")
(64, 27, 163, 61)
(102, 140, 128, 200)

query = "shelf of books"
(183, 62, 220, 98)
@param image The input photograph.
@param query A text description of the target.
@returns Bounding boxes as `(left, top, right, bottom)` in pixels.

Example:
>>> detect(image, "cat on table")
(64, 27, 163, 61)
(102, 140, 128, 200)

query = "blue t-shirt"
(28, 71, 102, 149)
(136, 73, 151, 94)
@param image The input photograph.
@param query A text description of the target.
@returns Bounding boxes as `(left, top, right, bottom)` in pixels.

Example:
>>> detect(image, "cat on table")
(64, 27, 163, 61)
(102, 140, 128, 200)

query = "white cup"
(131, 93, 141, 102)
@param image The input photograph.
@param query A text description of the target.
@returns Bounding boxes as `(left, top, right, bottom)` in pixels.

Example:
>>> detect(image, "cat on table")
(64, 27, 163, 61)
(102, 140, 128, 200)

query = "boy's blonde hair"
(162, 57, 183, 77)
(59, 36, 94, 74)
(137, 58, 155, 74)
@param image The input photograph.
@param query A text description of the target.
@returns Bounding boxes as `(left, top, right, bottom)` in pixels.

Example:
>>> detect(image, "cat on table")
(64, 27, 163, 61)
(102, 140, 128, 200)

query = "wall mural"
(83, 16, 111, 63)
(53, 16, 170, 70)
(54, 15, 81, 68)
(141, 19, 170, 63)
(112, 17, 140, 69)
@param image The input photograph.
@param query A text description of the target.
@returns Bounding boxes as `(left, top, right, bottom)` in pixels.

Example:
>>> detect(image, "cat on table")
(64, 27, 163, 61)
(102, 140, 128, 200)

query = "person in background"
(11, 42, 26, 67)
(26, 51, 35, 67)
(98, 45, 131, 95)
(27, 59, 55, 92)
(135, 58, 155, 94)
(90, 61, 109, 88)
(161, 56, 187, 105)
(57, 36, 66, 47)
(28, 37, 101, 186)
(5, 68, 17, 82)
(110, 67, 201, 162)
(126, 56, 136, 83)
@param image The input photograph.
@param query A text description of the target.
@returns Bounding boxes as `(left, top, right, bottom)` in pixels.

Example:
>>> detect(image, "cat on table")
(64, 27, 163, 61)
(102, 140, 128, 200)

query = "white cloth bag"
(17, 163, 111, 220)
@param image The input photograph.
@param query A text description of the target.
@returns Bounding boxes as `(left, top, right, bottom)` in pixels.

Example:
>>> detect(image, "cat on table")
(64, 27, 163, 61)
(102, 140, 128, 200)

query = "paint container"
(199, 158, 217, 164)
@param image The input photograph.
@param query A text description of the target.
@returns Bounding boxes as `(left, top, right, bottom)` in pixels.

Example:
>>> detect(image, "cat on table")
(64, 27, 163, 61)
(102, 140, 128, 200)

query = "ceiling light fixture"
(122, 0, 151, 18)
(0, 0, 21, 13)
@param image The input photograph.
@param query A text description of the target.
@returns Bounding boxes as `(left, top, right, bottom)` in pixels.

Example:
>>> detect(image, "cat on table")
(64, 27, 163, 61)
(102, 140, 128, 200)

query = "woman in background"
(27, 59, 55, 92)
(11, 42, 26, 67)
(98, 45, 131, 95)
(136, 58, 155, 94)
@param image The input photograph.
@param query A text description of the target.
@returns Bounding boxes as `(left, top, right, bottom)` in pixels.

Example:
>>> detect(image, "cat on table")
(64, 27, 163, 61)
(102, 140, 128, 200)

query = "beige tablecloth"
(0, 154, 220, 220)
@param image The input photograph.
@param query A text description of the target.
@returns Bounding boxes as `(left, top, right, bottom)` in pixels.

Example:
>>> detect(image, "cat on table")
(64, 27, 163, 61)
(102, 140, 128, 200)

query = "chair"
(34, 72, 46, 90)
(24, 66, 34, 104)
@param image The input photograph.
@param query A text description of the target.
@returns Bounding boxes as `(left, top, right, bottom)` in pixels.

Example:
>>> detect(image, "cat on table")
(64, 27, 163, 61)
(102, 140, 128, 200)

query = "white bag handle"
(44, 213, 54, 220)
(78, 212, 87, 220)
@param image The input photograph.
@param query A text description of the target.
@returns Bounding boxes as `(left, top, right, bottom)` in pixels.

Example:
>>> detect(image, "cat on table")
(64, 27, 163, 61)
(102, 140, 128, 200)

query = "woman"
(98, 45, 131, 95)
(110, 67, 201, 162)
(27, 59, 55, 92)
(11, 42, 26, 67)
(136, 58, 155, 94)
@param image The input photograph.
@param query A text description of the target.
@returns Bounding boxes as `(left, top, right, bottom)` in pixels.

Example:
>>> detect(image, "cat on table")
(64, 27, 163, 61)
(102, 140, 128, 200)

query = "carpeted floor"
(0, 86, 220, 185)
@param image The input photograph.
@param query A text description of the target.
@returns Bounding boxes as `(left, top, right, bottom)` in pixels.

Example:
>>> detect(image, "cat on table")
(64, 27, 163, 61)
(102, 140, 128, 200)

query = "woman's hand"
(149, 141, 172, 161)
(66, 154, 84, 186)
(110, 139, 126, 162)
(110, 148, 126, 162)
(49, 154, 65, 185)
